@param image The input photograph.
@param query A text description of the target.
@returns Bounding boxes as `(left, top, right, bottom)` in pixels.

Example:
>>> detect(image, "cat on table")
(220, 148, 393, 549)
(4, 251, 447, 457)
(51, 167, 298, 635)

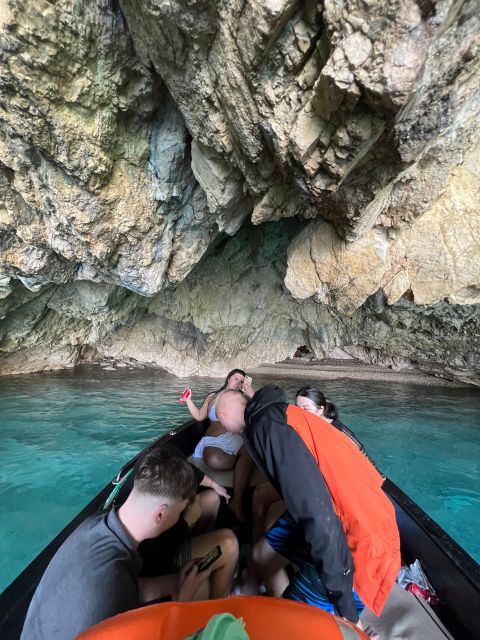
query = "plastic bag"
(397, 559, 439, 606)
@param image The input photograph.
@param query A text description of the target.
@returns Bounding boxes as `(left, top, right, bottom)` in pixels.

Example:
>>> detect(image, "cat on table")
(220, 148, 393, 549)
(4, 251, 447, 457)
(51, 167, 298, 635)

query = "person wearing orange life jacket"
(295, 385, 381, 474)
(215, 385, 400, 632)
(251, 385, 382, 544)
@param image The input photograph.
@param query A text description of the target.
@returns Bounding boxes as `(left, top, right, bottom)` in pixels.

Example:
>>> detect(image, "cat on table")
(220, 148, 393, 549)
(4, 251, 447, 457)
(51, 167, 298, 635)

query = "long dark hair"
(205, 369, 246, 402)
(295, 386, 341, 421)
(296, 385, 380, 471)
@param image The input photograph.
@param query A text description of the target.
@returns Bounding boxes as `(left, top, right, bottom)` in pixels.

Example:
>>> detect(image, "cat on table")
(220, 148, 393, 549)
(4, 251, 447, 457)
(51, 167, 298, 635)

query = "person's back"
(21, 445, 200, 640)
(244, 386, 399, 615)
(285, 403, 399, 612)
(216, 385, 400, 625)
(21, 509, 140, 640)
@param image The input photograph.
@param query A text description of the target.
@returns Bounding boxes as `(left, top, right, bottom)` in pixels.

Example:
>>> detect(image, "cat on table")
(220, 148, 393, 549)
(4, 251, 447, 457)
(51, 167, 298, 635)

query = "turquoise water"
(0, 366, 479, 591)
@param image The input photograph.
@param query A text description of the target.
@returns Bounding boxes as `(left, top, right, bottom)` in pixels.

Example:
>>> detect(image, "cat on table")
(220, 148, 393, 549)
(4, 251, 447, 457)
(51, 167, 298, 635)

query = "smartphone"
(244, 375, 252, 384)
(196, 545, 222, 572)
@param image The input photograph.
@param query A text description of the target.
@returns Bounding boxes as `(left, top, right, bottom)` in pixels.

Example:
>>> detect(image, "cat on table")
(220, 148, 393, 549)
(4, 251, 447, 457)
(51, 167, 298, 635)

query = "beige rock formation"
(0, 0, 479, 384)
(285, 141, 480, 312)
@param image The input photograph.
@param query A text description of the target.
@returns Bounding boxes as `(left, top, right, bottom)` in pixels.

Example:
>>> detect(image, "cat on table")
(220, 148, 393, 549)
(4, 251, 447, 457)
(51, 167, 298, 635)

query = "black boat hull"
(1, 419, 479, 639)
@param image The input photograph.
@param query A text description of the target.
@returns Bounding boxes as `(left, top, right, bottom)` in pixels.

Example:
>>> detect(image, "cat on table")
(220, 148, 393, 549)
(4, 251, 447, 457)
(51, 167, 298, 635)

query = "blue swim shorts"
(265, 510, 364, 615)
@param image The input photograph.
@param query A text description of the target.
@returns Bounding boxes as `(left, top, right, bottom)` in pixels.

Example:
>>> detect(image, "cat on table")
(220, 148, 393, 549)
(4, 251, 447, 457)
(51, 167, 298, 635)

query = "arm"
(185, 393, 213, 421)
(200, 474, 230, 502)
(139, 562, 209, 604)
(246, 414, 358, 623)
(189, 461, 229, 501)
(175, 561, 209, 601)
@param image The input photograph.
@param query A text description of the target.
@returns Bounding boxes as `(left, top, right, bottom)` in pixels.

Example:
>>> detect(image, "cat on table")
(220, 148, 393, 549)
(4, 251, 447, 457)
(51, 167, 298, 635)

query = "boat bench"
(188, 456, 266, 488)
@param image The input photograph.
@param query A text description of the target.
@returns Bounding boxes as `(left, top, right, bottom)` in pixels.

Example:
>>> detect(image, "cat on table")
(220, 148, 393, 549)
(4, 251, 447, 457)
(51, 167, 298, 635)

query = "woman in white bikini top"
(185, 369, 254, 521)
(186, 369, 250, 452)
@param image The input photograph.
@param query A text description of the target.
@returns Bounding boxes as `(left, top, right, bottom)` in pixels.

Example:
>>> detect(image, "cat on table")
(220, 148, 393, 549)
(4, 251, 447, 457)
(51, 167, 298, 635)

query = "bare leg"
(252, 535, 289, 597)
(204, 447, 236, 470)
(229, 446, 253, 523)
(203, 445, 252, 523)
(252, 482, 281, 541)
(139, 568, 210, 603)
(194, 489, 220, 533)
(191, 528, 239, 599)
(264, 500, 286, 532)
(240, 497, 287, 593)
(138, 573, 177, 603)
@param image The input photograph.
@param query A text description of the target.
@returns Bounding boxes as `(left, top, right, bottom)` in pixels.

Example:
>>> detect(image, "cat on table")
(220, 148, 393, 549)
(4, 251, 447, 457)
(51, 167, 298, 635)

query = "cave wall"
(0, 0, 479, 383)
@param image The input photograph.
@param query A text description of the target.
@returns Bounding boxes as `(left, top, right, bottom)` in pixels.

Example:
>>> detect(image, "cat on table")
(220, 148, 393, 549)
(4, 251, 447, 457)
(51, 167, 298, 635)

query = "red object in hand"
(180, 388, 192, 403)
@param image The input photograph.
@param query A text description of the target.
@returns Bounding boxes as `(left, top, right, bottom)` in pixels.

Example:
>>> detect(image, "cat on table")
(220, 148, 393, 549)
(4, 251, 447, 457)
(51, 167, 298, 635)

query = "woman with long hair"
(295, 386, 379, 469)
(183, 369, 254, 521)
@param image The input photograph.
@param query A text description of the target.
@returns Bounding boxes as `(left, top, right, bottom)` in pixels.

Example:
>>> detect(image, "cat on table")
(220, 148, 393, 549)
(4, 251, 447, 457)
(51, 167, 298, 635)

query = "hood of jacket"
(244, 384, 287, 424)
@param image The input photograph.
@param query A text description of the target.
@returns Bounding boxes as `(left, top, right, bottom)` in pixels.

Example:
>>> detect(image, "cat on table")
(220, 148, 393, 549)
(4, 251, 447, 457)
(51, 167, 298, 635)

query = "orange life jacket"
(286, 404, 400, 615)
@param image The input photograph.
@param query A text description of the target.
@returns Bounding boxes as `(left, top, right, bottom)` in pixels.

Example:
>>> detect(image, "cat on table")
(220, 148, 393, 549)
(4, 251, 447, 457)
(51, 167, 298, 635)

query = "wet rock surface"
(0, 0, 479, 384)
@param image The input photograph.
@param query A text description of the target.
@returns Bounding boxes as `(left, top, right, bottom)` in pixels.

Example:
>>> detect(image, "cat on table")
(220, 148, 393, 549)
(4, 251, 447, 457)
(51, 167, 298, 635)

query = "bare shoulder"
(203, 392, 216, 405)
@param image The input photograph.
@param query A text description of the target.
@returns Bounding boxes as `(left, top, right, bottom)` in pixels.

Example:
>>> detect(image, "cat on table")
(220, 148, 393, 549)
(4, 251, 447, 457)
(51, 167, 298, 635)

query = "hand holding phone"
(176, 560, 208, 602)
(180, 388, 191, 403)
(196, 545, 222, 572)
(242, 376, 254, 399)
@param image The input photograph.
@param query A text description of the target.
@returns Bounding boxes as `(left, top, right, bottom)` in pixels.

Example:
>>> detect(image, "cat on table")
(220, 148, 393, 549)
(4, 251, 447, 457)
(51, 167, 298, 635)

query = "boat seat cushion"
(188, 456, 266, 488)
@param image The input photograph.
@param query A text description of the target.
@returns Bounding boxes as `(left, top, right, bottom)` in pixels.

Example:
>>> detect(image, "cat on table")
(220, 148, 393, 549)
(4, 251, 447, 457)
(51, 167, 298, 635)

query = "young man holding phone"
(21, 446, 238, 640)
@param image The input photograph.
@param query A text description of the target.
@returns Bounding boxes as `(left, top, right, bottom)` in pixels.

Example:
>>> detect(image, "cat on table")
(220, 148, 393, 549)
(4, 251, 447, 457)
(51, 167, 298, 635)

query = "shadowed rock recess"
(0, 0, 479, 384)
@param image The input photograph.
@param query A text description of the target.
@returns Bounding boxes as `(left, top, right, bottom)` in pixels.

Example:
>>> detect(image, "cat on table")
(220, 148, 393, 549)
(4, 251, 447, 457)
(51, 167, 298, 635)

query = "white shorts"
(193, 432, 244, 458)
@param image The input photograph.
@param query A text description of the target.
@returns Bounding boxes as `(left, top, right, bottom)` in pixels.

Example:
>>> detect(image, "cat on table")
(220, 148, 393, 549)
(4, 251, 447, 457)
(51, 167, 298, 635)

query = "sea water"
(0, 365, 479, 591)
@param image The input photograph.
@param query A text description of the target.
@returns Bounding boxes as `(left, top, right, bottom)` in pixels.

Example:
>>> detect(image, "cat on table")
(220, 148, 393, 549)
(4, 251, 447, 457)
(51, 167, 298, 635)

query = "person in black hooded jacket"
(215, 384, 362, 626)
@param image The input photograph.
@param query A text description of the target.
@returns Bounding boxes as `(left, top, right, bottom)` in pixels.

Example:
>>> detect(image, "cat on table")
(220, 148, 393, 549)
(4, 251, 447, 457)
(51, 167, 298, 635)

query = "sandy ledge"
(250, 359, 465, 387)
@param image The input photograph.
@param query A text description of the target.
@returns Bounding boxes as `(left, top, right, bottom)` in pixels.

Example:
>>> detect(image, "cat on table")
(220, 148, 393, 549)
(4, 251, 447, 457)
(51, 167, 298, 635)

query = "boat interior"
(186, 451, 455, 640)
(1, 418, 479, 640)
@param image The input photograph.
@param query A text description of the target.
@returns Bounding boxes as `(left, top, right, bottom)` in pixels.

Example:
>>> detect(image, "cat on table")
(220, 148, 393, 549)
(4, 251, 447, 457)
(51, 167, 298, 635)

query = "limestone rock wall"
(1, 222, 478, 384)
(285, 141, 480, 312)
(0, 0, 479, 383)
(0, 0, 233, 296)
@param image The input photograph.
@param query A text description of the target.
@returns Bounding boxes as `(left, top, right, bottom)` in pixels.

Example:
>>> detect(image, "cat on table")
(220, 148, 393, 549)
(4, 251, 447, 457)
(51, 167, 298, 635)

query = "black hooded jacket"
(244, 385, 358, 622)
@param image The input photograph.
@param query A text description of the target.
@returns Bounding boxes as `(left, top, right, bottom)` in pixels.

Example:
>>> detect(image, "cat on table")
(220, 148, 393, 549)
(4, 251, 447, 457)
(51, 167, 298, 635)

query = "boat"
(1, 418, 479, 639)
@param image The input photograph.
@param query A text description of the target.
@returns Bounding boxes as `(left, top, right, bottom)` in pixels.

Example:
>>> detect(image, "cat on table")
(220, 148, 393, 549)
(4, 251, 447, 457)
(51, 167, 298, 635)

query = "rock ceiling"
(0, 0, 479, 383)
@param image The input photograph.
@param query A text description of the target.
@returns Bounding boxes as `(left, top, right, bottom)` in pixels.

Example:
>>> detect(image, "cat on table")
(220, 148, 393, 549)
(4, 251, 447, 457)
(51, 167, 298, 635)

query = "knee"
(204, 449, 222, 469)
(218, 528, 239, 562)
(204, 449, 232, 470)
(252, 539, 266, 569)
(202, 489, 221, 512)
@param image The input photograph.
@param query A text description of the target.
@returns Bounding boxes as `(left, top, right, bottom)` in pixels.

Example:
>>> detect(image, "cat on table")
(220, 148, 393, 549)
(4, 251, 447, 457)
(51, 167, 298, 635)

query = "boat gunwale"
(383, 478, 480, 592)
